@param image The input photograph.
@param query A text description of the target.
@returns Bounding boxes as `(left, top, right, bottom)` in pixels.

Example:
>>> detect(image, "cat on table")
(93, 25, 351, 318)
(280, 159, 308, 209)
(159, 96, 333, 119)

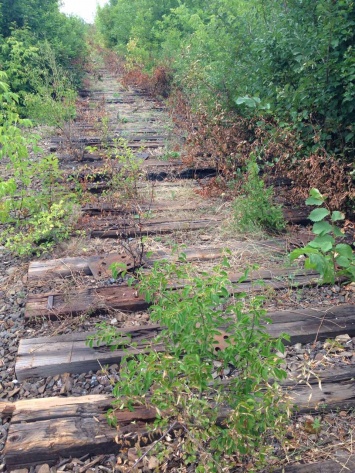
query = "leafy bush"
(232, 155, 285, 233)
(96, 0, 355, 166)
(290, 188, 355, 284)
(24, 41, 77, 135)
(90, 255, 290, 471)
(0, 74, 77, 256)
(4, 200, 78, 256)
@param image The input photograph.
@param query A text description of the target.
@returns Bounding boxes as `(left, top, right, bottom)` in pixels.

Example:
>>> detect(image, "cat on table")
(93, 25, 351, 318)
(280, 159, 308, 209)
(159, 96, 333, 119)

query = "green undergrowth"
(290, 188, 355, 284)
(232, 155, 285, 234)
(96, 0, 355, 213)
(88, 254, 291, 472)
(0, 73, 78, 256)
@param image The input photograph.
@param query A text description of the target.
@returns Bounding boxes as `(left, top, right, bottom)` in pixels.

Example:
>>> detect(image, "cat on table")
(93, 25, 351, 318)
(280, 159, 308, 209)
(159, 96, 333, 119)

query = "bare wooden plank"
(28, 253, 134, 282)
(291, 380, 355, 412)
(81, 199, 203, 215)
(267, 304, 355, 344)
(26, 241, 290, 282)
(16, 325, 162, 381)
(25, 285, 148, 320)
(0, 400, 16, 418)
(4, 396, 117, 469)
(17, 305, 355, 380)
(28, 240, 288, 282)
(283, 208, 309, 225)
(24, 269, 318, 321)
(89, 217, 221, 238)
(4, 377, 355, 471)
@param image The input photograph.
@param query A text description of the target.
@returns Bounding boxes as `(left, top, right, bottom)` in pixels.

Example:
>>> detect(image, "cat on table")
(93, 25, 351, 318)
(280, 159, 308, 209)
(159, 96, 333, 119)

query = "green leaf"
(306, 197, 323, 206)
(308, 234, 334, 252)
(336, 255, 350, 268)
(290, 246, 320, 261)
(309, 208, 330, 222)
(306, 253, 327, 276)
(289, 248, 305, 260)
(333, 226, 344, 237)
(312, 221, 333, 235)
(331, 211, 345, 222)
(235, 96, 257, 108)
(309, 188, 324, 201)
(335, 244, 353, 259)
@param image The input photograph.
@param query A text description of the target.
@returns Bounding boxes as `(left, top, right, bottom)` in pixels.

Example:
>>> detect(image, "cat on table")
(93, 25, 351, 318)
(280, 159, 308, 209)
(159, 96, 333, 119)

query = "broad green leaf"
(336, 255, 350, 267)
(309, 188, 324, 201)
(333, 226, 344, 237)
(331, 211, 345, 222)
(235, 96, 257, 108)
(345, 266, 355, 280)
(308, 234, 334, 252)
(306, 253, 327, 275)
(290, 246, 320, 261)
(335, 244, 353, 259)
(306, 197, 323, 206)
(312, 221, 332, 235)
(309, 208, 330, 222)
(289, 248, 306, 261)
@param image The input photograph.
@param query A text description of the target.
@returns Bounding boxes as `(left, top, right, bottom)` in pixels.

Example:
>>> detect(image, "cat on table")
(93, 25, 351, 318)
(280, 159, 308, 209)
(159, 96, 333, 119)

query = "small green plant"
(108, 262, 129, 280)
(232, 155, 285, 233)
(290, 188, 355, 284)
(87, 321, 131, 350)
(99, 114, 110, 149)
(162, 150, 180, 161)
(3, 200, 78, 256)
(102, 138, 144, 202)
(93, 255, 290, 471)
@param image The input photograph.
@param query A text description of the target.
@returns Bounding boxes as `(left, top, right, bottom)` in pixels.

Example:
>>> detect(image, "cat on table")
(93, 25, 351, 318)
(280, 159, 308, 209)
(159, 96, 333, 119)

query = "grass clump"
(233, 155, 285, 234)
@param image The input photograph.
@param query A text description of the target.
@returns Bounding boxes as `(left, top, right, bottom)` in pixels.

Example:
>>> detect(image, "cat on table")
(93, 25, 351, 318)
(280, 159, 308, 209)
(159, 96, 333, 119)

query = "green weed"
(89, 255, 291, 471)
(232, 155, 285, 233)
(290, 188, 355, 284)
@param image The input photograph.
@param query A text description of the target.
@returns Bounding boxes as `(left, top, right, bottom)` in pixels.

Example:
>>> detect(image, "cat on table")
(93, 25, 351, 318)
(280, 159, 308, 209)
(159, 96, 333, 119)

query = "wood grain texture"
(82, 199, 203, 215)
(17, 305, 355, 380)
(4, 377, 355, 471)
(276, 452, 355, 472)
(27, 241, 288, 282)
(24, 270, 319, 320)
(25, 285, 148, 320)
(16, 325, 162, 381)
(89, 217, 221, 238)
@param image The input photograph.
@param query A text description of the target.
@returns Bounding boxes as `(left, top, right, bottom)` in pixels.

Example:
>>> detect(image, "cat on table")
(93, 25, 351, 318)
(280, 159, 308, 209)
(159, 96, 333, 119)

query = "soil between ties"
(0, 57, 355, 472)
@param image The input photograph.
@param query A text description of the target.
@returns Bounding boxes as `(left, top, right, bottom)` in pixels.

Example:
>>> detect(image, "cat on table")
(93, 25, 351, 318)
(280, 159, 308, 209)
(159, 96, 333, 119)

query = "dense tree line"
(96, 0, 355, 162)
(0, 0, 87, 111)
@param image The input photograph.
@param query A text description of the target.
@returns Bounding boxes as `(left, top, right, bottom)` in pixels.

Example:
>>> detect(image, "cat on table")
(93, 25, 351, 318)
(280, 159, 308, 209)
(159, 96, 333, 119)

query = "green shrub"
(290, 188, 355, 284)
(0, 74, 77, 256)
(89, 255, 290, 471)
(232, 155, 285, 233)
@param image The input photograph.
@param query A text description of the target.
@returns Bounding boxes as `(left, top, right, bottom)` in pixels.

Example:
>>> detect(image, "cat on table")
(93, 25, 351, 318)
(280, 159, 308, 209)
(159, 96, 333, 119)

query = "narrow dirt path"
(1, 57, 355, 472)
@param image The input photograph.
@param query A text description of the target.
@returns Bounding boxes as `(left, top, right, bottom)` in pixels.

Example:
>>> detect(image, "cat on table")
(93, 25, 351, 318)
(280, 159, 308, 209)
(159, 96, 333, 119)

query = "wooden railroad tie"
(3, 366, 355, 471)
(24, 268, 320, 321)
(16, 305, 355, 381)
(26, 243, 291, 283)
(88, 217, 222, 238)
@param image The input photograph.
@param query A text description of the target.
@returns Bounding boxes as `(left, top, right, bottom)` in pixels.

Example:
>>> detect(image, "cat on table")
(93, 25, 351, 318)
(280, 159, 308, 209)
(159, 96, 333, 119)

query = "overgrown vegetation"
(96, 0, 355, 213)
(0, 1, 87, 97)
(232, 155, 285, 233)
(0, 73, 78, 255)
(89, 255, 290, 471)
(0, 3, 87, 256)
(290, 188, 355, 284)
